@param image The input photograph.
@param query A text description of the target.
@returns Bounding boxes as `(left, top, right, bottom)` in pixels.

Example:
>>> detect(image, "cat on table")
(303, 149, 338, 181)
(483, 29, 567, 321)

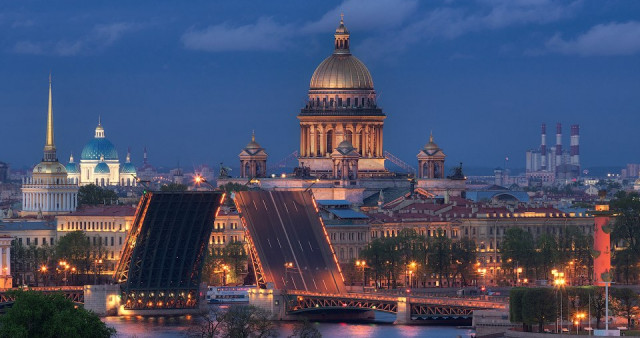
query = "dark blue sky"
(2, 0, 639, 172)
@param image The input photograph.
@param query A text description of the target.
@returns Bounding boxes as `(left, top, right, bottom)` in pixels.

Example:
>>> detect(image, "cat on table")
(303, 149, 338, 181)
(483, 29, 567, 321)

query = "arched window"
(434, 163, 441, 178)
(101, 178, 105, 186)
(244, 162, 250, 177)
(256, 163, 262, 177)
(345, 130, 353, 143)
(326, 130, 333, 152)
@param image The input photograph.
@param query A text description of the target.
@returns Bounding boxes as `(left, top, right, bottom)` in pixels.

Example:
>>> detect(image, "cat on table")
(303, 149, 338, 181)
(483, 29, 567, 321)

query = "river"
(103, 308, 475, 338)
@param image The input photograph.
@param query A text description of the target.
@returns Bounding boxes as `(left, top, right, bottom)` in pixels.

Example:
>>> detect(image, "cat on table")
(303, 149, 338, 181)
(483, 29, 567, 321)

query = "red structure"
(591, 197, 614, 285)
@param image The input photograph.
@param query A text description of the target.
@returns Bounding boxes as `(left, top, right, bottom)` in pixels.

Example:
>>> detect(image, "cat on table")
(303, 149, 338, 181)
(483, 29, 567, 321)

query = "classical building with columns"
(298, 17, 387, 178)
(0, 235, 11, 289)
(21, 78, 78, 216)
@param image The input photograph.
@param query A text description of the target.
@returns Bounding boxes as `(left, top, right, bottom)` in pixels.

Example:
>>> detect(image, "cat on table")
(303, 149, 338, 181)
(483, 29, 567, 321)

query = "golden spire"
(43, 73, 57, 161)
(340, 12, 344, 24)
(252, 130, 255, 142)
(429, 131, 433, 143)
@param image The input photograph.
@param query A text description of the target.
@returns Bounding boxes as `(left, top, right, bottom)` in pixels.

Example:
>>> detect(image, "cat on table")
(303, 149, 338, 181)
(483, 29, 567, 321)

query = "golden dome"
(309, 16, 374, 90)
(310, 55, 374, 90)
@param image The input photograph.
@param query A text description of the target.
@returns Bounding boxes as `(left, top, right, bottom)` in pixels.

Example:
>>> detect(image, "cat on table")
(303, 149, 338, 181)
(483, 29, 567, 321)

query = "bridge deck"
(235, 191, 346, 294)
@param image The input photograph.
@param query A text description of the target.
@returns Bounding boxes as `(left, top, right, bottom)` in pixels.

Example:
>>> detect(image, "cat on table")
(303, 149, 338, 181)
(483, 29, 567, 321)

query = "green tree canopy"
(0, 290, 115, 338)
(77, 184, 118, 206)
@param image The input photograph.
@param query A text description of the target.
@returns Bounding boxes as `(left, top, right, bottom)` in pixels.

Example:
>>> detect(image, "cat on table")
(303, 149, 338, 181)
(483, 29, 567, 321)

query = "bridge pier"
(394, 297, 411, 325)
(83, 285, 121, 316)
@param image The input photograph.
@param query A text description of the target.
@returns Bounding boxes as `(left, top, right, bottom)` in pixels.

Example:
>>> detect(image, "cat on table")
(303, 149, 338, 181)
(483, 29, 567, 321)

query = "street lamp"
(40, 265, 47, 286)
(221, 264, 229, 286)
(408, 261, 417, 289)
(553, 272, 566, 334)
(355, 260, 367, 292)
(516, 267, 523, 287)
(284, 262, 295, 289)
(59, 261, 69, 286)
(477, 268, 487, 291)
(94, 259, 103, 284)
(574, 312, 586, 334)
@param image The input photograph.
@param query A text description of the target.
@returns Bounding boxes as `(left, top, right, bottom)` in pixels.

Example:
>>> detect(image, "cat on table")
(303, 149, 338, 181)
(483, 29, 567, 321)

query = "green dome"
(81, 138, 119, 161)
(121, 163, 136, 174)
(65, 162, 79, 174)
(94, 162, 110, 174)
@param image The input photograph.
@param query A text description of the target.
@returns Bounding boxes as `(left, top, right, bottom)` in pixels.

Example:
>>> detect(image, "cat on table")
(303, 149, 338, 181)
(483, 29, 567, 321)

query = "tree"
(452, 237, 477, 287)
(223, 241, 248, 284)
(611, 287, 639, 328)
(501, 228, 535, 279)
(0, 290, 116, 338)
(160, 183, 188, 191)
(78, 184, 118, 206)
(289, 319, 322, 338)
(220, 305, 277, 338)
(611, 191, 640, 283)
(521, 288, 557, 332)
(535, 234, 559, 280)
(426, 232, 452, 287)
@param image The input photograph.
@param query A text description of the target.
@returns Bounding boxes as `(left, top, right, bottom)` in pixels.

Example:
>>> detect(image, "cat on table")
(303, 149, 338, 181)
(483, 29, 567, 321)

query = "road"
(235, 190, 346, 294)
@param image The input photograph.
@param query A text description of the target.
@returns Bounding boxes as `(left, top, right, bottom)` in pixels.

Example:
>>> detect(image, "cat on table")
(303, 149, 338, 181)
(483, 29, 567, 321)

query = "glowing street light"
(355, 260, 367, 292)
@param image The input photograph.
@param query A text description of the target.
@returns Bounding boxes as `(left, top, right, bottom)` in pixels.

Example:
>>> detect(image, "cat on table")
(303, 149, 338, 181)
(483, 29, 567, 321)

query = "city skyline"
(1, 1, 639, 170)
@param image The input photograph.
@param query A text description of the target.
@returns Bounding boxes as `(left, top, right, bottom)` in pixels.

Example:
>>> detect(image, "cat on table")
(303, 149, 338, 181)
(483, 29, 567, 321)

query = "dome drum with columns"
(298, 16, 387, 177)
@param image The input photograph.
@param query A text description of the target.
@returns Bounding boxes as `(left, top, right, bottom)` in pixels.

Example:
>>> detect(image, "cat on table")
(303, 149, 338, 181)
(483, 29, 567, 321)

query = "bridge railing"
(286, 290, 506, 309)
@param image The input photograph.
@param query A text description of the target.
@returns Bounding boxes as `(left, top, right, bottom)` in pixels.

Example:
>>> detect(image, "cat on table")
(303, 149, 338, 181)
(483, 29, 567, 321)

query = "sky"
(1, 0, 639, 173)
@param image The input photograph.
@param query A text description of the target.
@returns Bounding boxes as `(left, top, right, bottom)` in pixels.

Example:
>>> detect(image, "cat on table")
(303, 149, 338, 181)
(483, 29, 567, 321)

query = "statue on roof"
(447, 162, 465, 180)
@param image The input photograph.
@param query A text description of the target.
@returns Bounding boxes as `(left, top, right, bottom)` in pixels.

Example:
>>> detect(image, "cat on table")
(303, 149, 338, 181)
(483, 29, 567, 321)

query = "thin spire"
(340, 12, 344, 24)
(429, 131, 433, 143)
(98, 114, 101, 126)
(252, 130, 255, 142)
(43, 73, 57, 162)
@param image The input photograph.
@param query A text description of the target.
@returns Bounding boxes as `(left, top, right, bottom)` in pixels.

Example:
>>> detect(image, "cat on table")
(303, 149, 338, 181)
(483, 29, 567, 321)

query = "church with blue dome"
(66, 119, 137, 187)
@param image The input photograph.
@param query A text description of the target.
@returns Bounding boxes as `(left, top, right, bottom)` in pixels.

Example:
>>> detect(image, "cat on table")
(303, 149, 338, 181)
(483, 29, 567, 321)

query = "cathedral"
(298, 16, 387, 178)
(21, 77, 78, 216)
(65, 118, 137, 187)
(219, 17, 466, 204)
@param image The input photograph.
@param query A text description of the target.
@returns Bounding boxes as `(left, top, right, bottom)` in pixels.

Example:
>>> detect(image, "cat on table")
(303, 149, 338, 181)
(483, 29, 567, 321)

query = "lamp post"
(477, 268, 487, 292)
(575, 312, 585, 334)
(284, 262, 295, 290)
(516, 267, 523, 287)
(355, 260, 366, 292)
(221, 264, 229, 286)
(408, 261, 417, 290)
(40, 265, 47, 287)
(94, 259, 103, 284)
(59, 261, 69, 286)
(554, 273, 566, 334)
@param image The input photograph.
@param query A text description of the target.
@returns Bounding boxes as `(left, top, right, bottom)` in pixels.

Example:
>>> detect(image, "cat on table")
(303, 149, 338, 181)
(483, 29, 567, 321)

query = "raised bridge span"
(235, 190, 506, 324)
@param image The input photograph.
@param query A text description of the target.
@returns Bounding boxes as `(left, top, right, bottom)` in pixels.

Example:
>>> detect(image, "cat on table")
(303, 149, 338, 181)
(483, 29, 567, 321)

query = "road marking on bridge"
(262, 199, 268, 210)
(267, 238, 272, 248)
(253, 200, 258, 210)
(308, 241, 314, 252)
(269, 192, 308, 291)
(321, 279, 328, 292)
(292, 201, 298, 212)
(276, 237, 282, 248)
(312, 278, 318, 290)
(298, 240, 304, 252)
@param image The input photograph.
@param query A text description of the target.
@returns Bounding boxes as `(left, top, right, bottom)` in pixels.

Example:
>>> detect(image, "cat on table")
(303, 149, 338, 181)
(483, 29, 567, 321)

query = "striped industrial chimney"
(555, 123, 562, 170)
(541, 123, 547, 170)
(571, 124, 580, 167)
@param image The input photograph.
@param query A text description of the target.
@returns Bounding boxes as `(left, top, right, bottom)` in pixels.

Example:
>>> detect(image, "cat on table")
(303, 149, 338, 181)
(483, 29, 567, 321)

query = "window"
(119, 237, 122, 245)
(111, 237, 114, 246)
(34, 238, 38, 246)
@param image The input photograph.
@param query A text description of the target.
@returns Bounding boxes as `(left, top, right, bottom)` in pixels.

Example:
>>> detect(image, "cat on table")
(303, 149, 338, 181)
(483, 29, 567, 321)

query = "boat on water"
(206, 285, 255, 304)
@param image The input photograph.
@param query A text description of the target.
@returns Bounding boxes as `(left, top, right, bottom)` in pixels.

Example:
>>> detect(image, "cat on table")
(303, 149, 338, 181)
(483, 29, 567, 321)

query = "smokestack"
(571, 124, 580, 167)
(541, 123, 547, 170)
(556, 123, 562, 169)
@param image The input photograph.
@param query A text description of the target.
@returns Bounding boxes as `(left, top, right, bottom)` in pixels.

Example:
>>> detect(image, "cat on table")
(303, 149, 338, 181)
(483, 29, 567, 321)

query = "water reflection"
(103, 308, 475, 338)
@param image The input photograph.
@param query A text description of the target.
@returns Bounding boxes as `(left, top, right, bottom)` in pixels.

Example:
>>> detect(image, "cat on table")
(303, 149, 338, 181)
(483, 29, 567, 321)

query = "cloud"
(11, 22, 137, 56)
(545, 21, 640, 56)
(358, 0, 581, 58)
(181, 17, 293, 52)
(181, 0, 417, 52)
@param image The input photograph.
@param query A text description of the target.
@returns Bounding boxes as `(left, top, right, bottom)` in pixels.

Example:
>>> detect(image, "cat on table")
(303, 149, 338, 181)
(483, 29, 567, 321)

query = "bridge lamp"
(40, 265, 47, 273)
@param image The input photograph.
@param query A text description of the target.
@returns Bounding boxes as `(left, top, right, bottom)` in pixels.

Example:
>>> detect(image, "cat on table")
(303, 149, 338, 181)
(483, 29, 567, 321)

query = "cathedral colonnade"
(299, 122, 384, 158)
